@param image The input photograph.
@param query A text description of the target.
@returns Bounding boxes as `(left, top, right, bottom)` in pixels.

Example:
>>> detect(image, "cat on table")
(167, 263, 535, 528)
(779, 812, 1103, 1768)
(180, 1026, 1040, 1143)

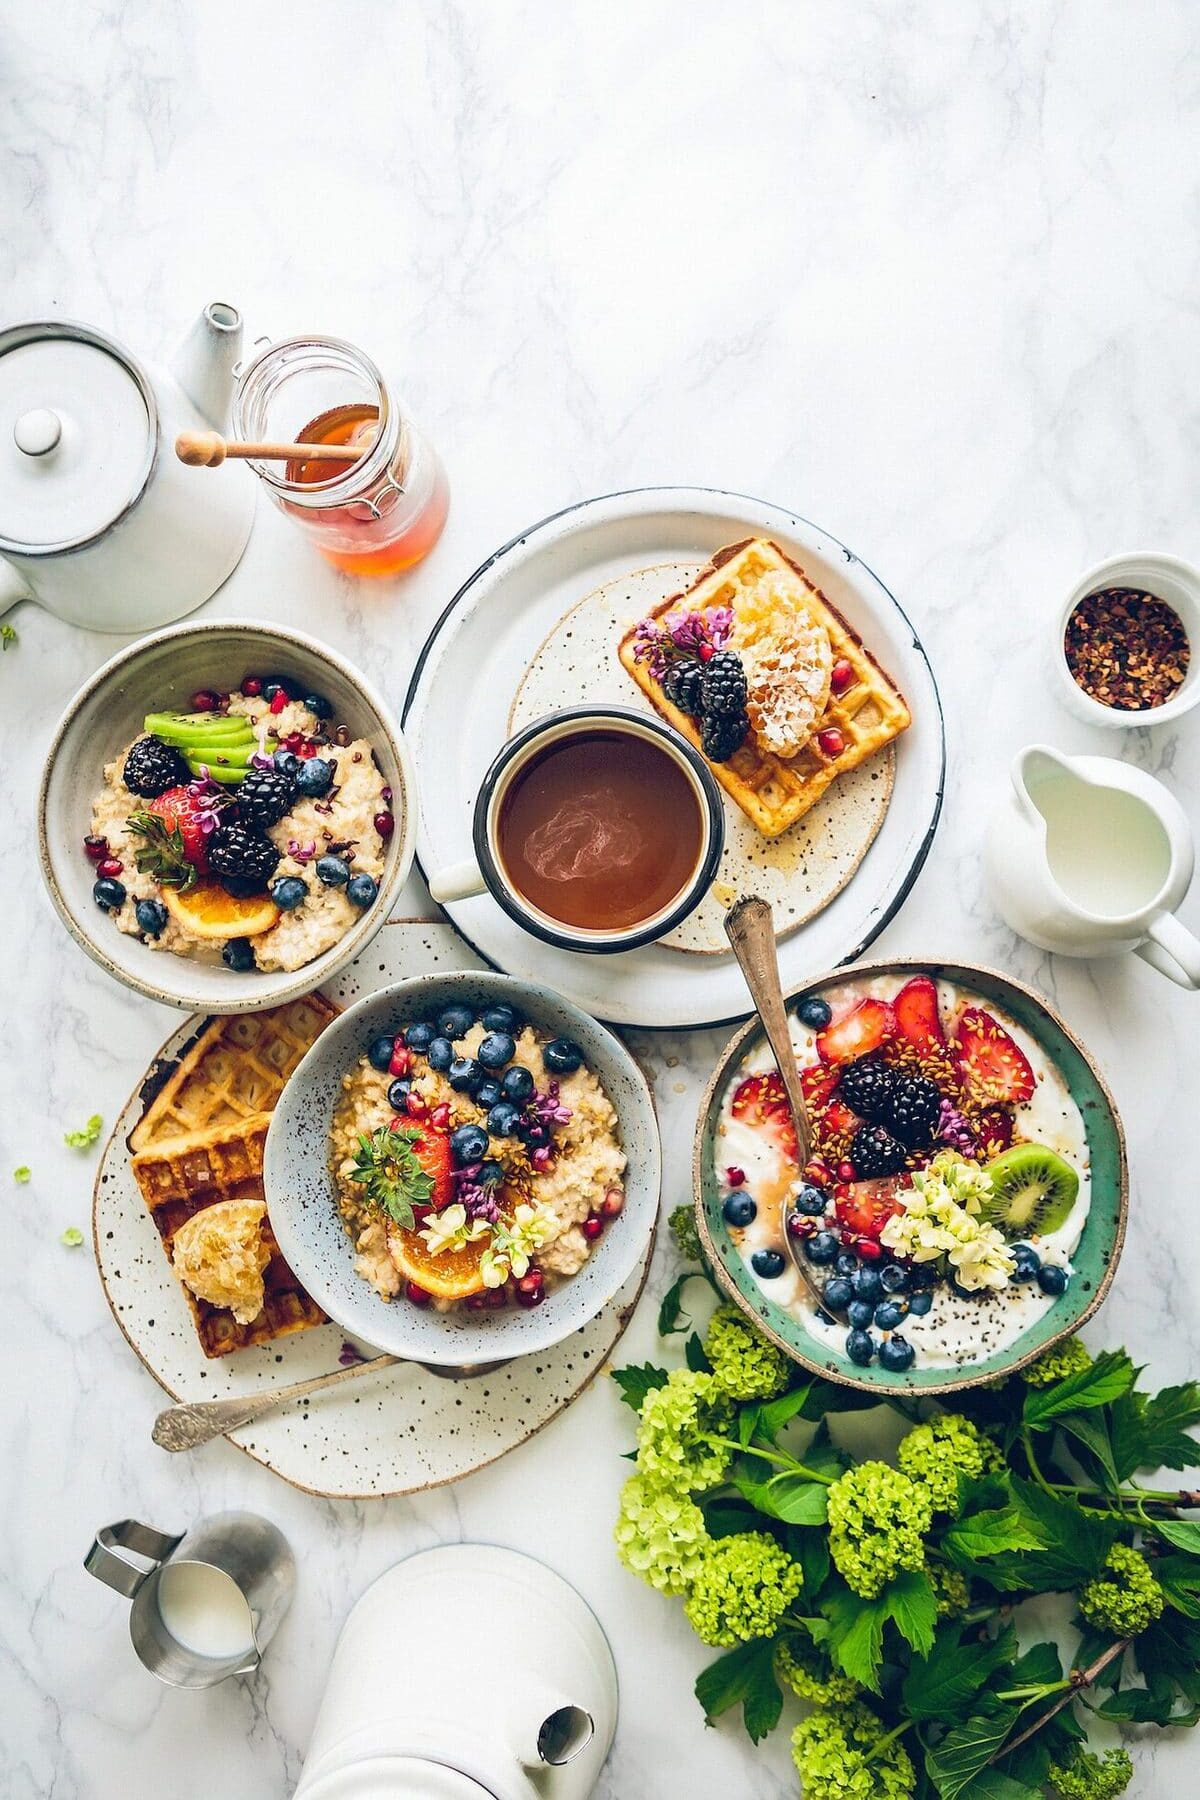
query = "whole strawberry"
(128, 783, 225, 888)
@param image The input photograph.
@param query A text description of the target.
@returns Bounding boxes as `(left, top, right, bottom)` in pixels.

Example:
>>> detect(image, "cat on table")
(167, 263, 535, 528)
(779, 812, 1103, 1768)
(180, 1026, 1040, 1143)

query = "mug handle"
(1136, 913, 1200, 990)
(427, 857, 486, 905)
(84, 1520, 183, 1600)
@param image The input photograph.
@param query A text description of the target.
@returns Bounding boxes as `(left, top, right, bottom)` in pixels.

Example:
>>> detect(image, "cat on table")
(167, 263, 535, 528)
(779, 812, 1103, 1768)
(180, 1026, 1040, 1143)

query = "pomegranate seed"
(817, 728, 845, 758)
(406, 1092, 428, 1118)
(697, 642, 715, 663)
(517, 1269, 543, 1294)
(381, 786, 393, 803)
(484, 1285, 507, 1308)
(283, 732, 303, 752)
(839, 1227, 857, 1245)
(98, 857, 123, 878)
(788, 1213, 816, 1238)
(405, 1281, 432, 1308)
(431, 1102, 451, 1130)
(837, 1160, 856, 1183)
(466, 1291, 489, 1310)
(515, 1282, 546, 1309)
(600, 1189, 625, 1219)
(582, 1213, 603, 1241)
(190, 688, 219, 712)
(726, 1166, 746, 1187)
(856, 1237, 883, 1261)
(374, 811, 395, 839)
(269, 690, 289, 715)
(297, 741, 318, 758)
(830, 659, 855, 695)
(804, 1158, 833, 1185)
(83, 835, 108, 861)
(241, 675, 263, 697)
(389, 1045, 412, 1077)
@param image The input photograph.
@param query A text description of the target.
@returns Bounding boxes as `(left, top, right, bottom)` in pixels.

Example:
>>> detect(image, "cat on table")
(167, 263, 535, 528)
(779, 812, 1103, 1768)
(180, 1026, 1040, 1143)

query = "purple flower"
(338, 1340, 365, 1367)
(288, 838, 317, 863)
(937, 1098, 977, 1155)
(525, 1081, 572, 1129)
(250, 751, 275, 771)
(455, 1160, 503, 1221)
(183, 773, 230, 836)
(665, 605, 733, 653)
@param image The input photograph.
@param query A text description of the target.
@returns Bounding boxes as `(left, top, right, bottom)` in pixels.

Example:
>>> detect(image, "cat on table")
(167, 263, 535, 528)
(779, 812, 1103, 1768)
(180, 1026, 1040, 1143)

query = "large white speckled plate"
(92, 921, 654, 1500)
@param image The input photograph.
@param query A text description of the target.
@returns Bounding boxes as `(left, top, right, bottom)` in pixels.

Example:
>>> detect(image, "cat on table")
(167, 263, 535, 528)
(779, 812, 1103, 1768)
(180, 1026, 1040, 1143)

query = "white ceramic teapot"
(0, 305, 255, 633)
(986, 744, 1200, 988)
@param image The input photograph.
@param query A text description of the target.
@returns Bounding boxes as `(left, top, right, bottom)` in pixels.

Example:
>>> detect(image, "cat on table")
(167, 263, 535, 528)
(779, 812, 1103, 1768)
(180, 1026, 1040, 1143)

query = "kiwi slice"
(184, 758, 245, 786)
(979, 1143, 1079, 1240)
(145, 711, 254, 746)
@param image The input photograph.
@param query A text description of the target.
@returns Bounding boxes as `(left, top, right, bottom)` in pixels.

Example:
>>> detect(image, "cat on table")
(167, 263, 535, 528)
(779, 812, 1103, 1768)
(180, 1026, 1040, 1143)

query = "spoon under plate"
(724, 895, 848, 1326)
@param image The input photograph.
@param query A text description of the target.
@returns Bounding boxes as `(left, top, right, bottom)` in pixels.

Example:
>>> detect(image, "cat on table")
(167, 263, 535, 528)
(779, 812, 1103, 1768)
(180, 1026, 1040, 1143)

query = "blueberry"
(908, 1263, 940, 1290)
(273, 749, 302, 777)
(879, 1334, 916, 1372)
(751, 1248, 787, 1280)
(93, 877, 126, 911)
(387, 1078, 411, 1110)
(477, 1159, 505, 1187)
(135, 897, 168, 937)
(823, 1276, 854, 1311)
(295, 758, 334, 798)
(304, 692, 333, 719)
(347, 873, 378, 908)
(723, 1191, 757, 1228)
(450, 1123, 490, 1165)
(851, 1266, 883, 1304)
(478, 1031, 516, 1071)
(448, 1056, 482, 1092)
(270, 876, 308, 911)
(543, 1037, 584, 1076)
(501, 1065, 535, 1104)
(405, 1021, 435, 1053)
(316, 855, 350, 887)
(835, 1252, 860, 1278)
(796, 995, 833, 1030)
(874, 1298, 909, 1330)
(437, 1004, 476, 1040)
(804, 1229, 840, 1265)
(847, 1299, 875, 1329)
(474, 1078, 502, 1111)
(368, 1034, 397, 1072)
(907, 1290, 934, 1317)
(487, 1101, 523, 1138)
(846, 1329, 875, 1366)
(880, 1263, 910, 1294)
(426, 1036, 454, 1072)
(1011, 1243, 1042, 1283)
(222, 937, 255, 972)
(1037, 1264, 1069, 1296)
(480, 1004, 519, 1034)
(794, 1183, 829, 1217)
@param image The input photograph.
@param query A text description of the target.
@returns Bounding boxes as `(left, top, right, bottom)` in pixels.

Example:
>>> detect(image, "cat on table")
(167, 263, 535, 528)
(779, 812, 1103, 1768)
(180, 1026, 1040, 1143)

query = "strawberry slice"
(973, 1107, 1014, 1158)
(812, 1099, 858, 1158)
(147, 785, 213, 873)
(953, 1008, 1035, 1107)
(408, 1125, 454, 1212)
(835, 1178, 905, 1240)
(893, 976, 946, 1053)
(730, 1071, 798, 1164)
(816, 998, 897, 1065)
(801, 1064, 839, 1110)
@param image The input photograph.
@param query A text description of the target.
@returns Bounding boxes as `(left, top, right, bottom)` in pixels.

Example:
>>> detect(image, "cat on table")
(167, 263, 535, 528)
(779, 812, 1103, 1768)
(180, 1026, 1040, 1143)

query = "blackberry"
(662, 656, 705, 717)
(837, 1057, 898, 1120)
(850, 1122, 907, 1180)
(235, 766, 297, 829)
(207, 824, 280, 889)
(700, 651, 749, 716)
(123, 736, 191, 798)
(700, 708, 750, 763)
(883, 1074, 942, 1148)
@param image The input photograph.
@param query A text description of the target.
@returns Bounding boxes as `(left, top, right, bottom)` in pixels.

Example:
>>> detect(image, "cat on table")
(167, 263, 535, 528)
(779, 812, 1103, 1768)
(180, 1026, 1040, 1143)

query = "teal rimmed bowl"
(693, 960, 1128, 1397)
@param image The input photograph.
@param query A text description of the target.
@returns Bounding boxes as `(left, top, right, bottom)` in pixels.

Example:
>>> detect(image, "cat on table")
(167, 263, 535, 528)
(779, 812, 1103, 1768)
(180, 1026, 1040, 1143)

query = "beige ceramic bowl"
(39, 619, 416, 1012)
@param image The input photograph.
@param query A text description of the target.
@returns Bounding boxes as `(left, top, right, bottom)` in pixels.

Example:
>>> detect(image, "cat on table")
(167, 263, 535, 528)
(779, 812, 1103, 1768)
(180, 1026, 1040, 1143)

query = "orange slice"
(385, 1215, 489, 1300)
(163, 880, 281, 942)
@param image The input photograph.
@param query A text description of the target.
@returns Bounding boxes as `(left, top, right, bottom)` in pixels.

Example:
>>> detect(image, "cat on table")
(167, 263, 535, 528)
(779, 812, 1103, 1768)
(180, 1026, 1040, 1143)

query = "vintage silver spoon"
(724, 895, 848, 1325)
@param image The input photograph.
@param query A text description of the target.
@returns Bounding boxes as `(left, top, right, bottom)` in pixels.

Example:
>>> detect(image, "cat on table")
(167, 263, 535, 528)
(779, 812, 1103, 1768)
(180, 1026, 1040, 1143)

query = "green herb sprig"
(348, 1125, 433, 1230)
(126, 810, 197, 891)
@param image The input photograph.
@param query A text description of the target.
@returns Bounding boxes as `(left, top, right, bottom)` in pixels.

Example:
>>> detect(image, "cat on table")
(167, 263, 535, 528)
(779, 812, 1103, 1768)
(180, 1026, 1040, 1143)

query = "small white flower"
(420, 1203, 489, 1258)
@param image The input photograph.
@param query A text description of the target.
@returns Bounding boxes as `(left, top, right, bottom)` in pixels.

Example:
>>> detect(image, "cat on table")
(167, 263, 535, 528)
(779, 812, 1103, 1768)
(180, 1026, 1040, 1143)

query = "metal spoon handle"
(151, 1353, 399, 1452)
(725, 897, 812, 1168)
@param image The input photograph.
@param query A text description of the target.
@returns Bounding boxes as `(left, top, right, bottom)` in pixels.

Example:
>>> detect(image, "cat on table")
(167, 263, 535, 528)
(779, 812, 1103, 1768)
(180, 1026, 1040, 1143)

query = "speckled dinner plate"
(93, 921, 654, 1499)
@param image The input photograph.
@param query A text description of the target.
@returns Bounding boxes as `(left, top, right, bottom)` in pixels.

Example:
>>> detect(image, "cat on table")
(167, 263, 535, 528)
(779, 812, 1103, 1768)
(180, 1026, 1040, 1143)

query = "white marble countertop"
(3, 3, 1200, 1794)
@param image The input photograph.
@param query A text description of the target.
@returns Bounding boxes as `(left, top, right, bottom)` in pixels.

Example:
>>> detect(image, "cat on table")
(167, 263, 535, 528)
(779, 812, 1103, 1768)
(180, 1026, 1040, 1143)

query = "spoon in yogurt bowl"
(724, 896, 848, 1326)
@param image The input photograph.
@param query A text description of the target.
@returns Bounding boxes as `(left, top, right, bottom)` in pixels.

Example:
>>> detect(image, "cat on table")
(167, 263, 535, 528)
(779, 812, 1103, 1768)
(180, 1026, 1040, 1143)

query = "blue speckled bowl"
(694, 960, 1128, 1396)
(266, 970, 660, 1365)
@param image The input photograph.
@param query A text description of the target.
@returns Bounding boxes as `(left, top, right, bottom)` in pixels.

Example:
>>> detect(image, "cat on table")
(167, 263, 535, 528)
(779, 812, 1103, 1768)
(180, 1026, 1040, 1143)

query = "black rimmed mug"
(427, 707, 726, 953)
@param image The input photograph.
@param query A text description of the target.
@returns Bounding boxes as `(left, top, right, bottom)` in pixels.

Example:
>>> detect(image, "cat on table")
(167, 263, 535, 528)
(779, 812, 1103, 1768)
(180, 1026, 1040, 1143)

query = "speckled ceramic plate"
(404, 488, 944, 1029)
(694, 960, 1128, 1396)
(93, 922, 655, 1499)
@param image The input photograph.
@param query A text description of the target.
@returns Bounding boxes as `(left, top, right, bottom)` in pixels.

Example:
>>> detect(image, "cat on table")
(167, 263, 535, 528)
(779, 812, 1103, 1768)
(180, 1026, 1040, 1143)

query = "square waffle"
(618, 538, 911, 838)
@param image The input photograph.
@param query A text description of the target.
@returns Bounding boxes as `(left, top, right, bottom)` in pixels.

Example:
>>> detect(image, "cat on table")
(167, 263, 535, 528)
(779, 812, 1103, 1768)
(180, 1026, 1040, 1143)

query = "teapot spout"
(173, 302, 243, 428)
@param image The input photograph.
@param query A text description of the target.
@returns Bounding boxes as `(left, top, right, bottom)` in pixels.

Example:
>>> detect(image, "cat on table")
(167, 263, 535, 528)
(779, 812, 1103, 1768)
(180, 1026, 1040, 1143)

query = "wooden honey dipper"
(175, 430, 374, 467)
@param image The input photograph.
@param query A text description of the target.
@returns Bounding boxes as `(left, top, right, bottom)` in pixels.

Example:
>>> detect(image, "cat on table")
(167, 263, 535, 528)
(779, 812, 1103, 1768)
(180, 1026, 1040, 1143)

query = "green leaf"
(1054, 1408, 1121, 1491)
(348, 1124, 434, 1228)
(611, 1363, 668, 1411)
(952, 1479, 1118, 1593)
(1004, 1640, 1062, 1688)
(1093, 1683, 1200, 1726)
(700, 1497, 757, 1540)
(943, 1506, 1048, 1564)
(925, 1703, 1020, 1799)
(737, 1403, 761, 1448)
(732, 1467, 828, 1526)
(821, 1586, 886, 1691)
(694, 1638, 782, 1744)
(1155, 1554, 1200, 1619)
(995, 1733, 1051, 1789)
(684, 1331, 710, 1373)
(1022, 1351, 1137, 1428)
(656, 1272, 695, 1335)
(1111, 1382, 1200, 1478)
(801, 1420, 851, 1481)
(882, 1566, 938, 1657)
(902, 1620, 1018, 1722)
(754, 1384, 816, 1440)
(954, 1773, 1039, 1800)
(1135, 1611, 1200, 1704)
(788, 1524, 830, 1597)
(1150, 1517, 1200, 1556)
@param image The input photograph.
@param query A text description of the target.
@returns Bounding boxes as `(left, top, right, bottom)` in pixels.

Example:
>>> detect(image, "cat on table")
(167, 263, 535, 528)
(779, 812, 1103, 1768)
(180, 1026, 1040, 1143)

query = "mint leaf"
(732, 1467, 828, 1526)
(925, 1703, 1020, 1799)
(1111, 1382, 1200, 1478)
(943, 1506, 1048, 1563)
(882, 1566, 938, 1657)
(694, 1638, 781, 1744)
(1021, 1350, 1136, 1428)
(822, 1586, 886, 1691)
(611, 1363, 668, 1411)
(902, 1620, 1018, 1721)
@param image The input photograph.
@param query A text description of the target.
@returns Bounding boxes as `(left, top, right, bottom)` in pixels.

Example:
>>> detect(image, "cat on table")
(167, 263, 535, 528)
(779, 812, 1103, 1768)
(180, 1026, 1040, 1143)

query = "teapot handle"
(0, 556, 31, 617)
(1137, 914, 1200, 990)
(84, 1520, 183, 1600)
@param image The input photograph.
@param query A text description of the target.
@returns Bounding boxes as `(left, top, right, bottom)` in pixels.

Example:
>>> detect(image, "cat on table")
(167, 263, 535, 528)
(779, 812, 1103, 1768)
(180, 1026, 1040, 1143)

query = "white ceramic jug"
(0, 306, 254, 633)
(986, 744, 1200, 988)
(293, 1545, 618, 1800)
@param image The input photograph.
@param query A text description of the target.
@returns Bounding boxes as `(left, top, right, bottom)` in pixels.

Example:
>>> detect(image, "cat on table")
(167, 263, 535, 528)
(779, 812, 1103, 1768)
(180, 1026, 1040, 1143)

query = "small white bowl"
(1053, 551, 1200, 729)
(38, 619, 416, 1013)
(263, 971, 661, 1365)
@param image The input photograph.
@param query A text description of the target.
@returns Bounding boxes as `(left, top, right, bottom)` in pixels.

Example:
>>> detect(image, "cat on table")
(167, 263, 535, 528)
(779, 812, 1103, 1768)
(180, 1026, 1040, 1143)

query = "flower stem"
(704, 1435, 836, 1484)
(988, 1638, 1133, 1766)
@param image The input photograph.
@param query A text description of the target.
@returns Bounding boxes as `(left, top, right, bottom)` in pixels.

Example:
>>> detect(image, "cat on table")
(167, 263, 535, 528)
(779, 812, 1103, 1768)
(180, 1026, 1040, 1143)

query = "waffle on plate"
(618, 538, 911, 838)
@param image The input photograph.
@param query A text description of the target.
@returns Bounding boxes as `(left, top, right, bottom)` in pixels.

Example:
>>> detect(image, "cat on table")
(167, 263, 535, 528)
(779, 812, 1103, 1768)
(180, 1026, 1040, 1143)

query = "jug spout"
(1011, 744, 1077, 823)
(173, 302, 244, 427)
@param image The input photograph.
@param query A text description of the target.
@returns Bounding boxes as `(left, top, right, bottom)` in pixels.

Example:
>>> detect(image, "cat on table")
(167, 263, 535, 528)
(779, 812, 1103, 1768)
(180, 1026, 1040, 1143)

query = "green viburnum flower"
(64, 1114, 103, 1150)
(826, 1461, 932, 1599)
(683, 1531, 804, 1646)
(776, 1634, 860, 1706)
(614, 1474, 708, 1594)
(791, 1702, 916, 1800)
(927, 1561, 971, 1619)
(635, 1369, 733, 1495)
(668, 1202, 702, 1263)
(1078, 1542, 1164, 1638)
(1047, 1746, 1134, 1799)
(13, 1166, 30, 1184)
(896, 1413, 1003, 1515)
(1022, 1335, 1093, 1387)
(703, 1302, 790, 1403)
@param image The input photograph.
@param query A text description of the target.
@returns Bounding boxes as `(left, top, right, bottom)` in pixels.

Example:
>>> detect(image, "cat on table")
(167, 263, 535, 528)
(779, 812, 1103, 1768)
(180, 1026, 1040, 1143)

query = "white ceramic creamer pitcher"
(986, 745, 1200, 988)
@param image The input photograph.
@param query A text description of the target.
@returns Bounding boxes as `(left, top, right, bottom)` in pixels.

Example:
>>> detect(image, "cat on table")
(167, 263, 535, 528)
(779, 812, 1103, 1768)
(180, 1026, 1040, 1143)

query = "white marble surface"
(2, 2, 1199, 1793)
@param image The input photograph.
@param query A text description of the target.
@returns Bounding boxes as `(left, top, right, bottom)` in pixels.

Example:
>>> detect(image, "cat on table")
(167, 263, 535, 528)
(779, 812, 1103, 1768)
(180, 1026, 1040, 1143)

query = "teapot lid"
(0, 321, 156, 555)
